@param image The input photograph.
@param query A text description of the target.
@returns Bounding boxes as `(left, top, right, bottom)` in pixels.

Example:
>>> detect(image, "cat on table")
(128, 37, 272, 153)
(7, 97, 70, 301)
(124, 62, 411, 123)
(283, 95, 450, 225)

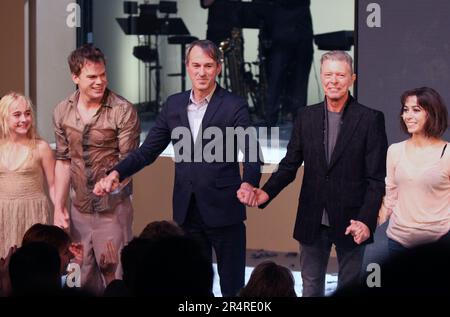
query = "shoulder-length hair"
(0, 92, 39, 143)
(400, 87, 448, 138)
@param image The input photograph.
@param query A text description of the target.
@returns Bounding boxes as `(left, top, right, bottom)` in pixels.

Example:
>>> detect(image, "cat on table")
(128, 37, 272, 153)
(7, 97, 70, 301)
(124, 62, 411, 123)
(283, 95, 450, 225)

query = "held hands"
(236, 182, 269, 207)
(93, 171, 120, 196)
(345, 219, 370, 245)
(237, 182, 257, 206)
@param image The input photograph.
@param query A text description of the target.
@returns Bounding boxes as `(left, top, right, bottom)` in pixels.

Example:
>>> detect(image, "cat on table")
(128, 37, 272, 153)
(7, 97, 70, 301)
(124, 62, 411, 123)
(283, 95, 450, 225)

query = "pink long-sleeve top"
(383, 141, 450, 248)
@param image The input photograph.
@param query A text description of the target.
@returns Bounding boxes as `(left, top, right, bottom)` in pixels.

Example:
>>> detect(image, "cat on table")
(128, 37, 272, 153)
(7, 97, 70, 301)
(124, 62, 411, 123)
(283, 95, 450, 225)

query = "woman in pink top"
(378, 87, 449, 256)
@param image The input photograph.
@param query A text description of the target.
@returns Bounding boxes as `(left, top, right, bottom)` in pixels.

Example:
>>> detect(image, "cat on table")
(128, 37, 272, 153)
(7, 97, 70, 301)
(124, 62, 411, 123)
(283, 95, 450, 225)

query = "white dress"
(0, 147, 51, 258)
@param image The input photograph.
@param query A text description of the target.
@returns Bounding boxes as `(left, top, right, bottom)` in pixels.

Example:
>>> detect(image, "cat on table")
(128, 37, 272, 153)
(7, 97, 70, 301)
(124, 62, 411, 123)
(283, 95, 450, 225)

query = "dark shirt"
(322, 106, 343, 226)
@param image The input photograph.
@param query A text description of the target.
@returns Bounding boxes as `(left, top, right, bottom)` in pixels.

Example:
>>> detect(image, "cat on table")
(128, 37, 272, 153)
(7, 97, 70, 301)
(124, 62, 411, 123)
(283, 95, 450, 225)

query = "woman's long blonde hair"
(0, 92, 39, 144)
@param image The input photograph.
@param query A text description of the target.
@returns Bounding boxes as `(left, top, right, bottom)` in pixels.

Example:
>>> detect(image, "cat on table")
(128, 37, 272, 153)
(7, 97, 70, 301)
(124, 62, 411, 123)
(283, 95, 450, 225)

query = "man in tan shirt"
(53, 44, 140, 293)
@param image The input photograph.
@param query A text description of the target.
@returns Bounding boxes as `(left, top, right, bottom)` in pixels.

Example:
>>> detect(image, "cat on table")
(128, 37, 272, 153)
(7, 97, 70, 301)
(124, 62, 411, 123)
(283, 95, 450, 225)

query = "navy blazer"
(114, 85, 261, 228)
(262, 96, 388, 248)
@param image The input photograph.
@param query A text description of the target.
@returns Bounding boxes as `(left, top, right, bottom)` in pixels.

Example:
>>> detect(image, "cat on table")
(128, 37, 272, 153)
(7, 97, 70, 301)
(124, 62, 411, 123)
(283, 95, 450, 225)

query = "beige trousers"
(70, 197, 133, 295)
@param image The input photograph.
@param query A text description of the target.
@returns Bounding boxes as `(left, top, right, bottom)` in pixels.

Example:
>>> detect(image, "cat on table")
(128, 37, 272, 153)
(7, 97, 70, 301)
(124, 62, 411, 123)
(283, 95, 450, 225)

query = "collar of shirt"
(323, 91, 353, 116)
(67, 89, 113, 110)
(187, 84, 216, 110)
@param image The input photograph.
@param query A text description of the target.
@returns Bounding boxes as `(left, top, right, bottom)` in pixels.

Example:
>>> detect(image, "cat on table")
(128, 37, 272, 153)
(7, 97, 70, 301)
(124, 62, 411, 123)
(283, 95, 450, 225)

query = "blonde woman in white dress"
(0, 92, 59, 258)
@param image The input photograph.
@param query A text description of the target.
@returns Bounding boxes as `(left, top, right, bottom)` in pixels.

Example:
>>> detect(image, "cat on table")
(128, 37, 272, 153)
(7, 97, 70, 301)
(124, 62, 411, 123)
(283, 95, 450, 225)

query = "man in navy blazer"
(94, 40, 261, 296)
(238, 51, 388, 296)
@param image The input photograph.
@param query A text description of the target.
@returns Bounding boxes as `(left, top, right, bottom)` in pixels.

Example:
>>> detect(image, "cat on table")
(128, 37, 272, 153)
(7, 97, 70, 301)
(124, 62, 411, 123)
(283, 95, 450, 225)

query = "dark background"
(356, 0, 450, 145)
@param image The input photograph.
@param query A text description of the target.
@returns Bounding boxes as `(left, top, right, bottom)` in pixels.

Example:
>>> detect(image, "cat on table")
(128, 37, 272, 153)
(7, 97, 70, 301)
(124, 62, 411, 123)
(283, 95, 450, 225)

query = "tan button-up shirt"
(53, 89, 141, 213)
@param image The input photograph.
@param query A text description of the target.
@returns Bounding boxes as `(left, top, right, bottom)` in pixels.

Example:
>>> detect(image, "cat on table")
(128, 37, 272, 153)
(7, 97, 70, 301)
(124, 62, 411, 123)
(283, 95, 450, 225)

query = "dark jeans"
(181, 196, 246, 297)
(389, 231, 450, 258)
(299, 225, 365, 297)
(387, 238, 409, 259)
(438, 230, 450, 244)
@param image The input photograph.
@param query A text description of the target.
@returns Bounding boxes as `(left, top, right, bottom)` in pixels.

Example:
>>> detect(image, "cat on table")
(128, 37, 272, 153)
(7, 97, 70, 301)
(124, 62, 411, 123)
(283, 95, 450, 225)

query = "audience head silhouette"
(139, 220, 184, 240)
(239, 261, 297, 297)
(9, 242, 61, 296)
(110, 221, 187, 297)
(133, 235, 213, 297)
(22, 223, 73, 274)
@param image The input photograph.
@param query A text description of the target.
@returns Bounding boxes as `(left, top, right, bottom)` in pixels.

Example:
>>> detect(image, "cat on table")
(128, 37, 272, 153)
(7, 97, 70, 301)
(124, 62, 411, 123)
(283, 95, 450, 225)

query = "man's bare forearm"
(54, 160, 71, 210)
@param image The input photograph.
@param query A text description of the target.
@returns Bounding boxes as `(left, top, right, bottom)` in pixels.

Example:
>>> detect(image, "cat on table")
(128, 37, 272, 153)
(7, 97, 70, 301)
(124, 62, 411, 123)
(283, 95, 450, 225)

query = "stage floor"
(212, 248, 339, 297)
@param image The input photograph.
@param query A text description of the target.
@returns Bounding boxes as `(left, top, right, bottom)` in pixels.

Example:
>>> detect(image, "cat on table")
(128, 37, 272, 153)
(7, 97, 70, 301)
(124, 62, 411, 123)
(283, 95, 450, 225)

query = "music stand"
(116, 16, 189, 36)
(116, 7, 191, 110)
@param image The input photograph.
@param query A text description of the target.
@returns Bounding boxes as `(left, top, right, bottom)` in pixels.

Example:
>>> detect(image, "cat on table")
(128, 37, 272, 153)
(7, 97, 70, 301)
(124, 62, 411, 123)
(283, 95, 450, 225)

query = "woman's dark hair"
(400, 87, 448, 138)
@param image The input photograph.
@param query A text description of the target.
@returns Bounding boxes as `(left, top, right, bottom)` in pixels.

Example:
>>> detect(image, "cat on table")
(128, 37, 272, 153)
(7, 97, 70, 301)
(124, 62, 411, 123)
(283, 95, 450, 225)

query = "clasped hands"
(236, 182, 269, 207)
(93, 171, 121, 196)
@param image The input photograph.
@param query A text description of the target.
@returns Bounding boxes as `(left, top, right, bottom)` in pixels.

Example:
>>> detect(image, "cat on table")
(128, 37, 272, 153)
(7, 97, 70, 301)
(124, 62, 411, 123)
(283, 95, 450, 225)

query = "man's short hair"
(400, 87, 449, 138)
(185, 39, 222, 65)
(320, 50, 354, 74)
(68, 44, 106, 76)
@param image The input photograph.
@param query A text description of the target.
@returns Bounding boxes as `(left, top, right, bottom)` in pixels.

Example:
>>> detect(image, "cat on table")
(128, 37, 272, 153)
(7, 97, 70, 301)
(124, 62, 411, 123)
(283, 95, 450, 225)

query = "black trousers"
(181, 195, 246, 297)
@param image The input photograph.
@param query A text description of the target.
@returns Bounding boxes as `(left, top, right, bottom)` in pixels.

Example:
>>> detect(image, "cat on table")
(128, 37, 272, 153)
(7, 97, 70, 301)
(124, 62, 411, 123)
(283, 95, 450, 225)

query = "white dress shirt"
(187, 85, 216, 142)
